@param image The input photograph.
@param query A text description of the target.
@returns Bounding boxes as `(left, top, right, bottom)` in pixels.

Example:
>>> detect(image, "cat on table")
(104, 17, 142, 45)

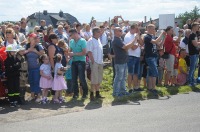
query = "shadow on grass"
(111, 92, 142, 106)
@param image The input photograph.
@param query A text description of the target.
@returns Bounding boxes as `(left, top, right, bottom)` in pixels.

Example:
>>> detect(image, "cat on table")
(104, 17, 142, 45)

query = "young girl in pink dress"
(52, 54, 67, 103)
(39, 54, 53, 104)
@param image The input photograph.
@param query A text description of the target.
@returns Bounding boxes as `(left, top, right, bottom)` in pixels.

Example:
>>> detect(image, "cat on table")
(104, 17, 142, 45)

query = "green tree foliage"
(178, 6, 200, 25)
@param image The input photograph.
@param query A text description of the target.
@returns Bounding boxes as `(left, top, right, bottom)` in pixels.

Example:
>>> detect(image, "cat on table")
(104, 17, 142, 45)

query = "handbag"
(162, 45, 173, 59)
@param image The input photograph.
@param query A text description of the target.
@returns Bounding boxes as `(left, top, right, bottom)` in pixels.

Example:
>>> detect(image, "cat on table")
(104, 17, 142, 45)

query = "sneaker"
(96, 94, 105, 99)
(73, 95, 79, 99)
(54, 99, 61, 104)
(27, 97, 34, 102)
(59, 97, 66, 103)
(35, 98, 41, 103)
(82, 95, 87, 99)
(13, 101, 20, 107)
(134, 88, 143, 92)
(128, 89, 133, 93)
(152, 89, 158, 94)
(122, 92, 130, 96)
(10, 102, 15, 108)
(42, 100, 47, 104)
(90, 94, 95, 101)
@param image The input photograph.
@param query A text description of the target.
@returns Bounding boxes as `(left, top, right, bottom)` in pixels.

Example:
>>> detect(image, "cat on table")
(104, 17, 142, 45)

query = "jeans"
(127, 56, 140, 75)
(188, 55, 198, 84)
(28, 68, 41, 94)
(113, 63, 127, 96)
(145, 57, 158, 77)
(72, 61, 88, 96)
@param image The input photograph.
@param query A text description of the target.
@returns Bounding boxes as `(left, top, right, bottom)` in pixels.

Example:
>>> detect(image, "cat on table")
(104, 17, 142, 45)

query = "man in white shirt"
(174, 22, 180, 37)
(179, 29, 191, 66)
(99, 25, 108, 46)
(124, 24, 143, 93)
(87, 27, 104, 100)
(13, 25, 27, 45)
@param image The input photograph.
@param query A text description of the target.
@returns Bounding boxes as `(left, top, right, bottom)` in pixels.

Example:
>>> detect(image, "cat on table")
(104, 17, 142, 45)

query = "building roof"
(27, 11, 79, 27)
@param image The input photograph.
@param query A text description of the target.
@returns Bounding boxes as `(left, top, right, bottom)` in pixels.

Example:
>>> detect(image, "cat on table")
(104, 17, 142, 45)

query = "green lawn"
(81, 66, 200, 105)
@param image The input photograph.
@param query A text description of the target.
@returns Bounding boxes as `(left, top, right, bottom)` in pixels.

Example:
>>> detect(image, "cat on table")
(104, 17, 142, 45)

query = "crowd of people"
(0, 16, 200, 107)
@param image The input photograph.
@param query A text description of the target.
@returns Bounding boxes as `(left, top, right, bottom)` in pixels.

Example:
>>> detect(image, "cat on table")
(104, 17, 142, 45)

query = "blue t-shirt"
(25, 44, 44, 69)
(144, 34, 158, 58)
(65, 59, 72, 79)
(69, 38, 86, 62)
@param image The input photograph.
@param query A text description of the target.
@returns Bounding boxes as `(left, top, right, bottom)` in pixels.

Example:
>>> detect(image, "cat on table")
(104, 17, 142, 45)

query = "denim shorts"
(145, 57, 158, 77)
(127, 56, 140, 75)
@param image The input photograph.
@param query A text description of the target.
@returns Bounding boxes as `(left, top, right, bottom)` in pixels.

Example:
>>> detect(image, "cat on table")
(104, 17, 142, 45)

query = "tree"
(177, 6, 200, 26)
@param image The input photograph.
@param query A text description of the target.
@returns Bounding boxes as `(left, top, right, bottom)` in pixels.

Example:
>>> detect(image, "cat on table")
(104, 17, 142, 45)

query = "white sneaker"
(35, 98, 41, 103)
(27, 97, 34, 102)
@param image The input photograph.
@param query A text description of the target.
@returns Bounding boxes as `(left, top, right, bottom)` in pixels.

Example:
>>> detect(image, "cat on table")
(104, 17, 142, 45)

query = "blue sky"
(0, 0, 199, 23)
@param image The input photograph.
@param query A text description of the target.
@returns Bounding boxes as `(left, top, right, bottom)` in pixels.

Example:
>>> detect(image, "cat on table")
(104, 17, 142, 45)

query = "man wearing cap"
(188, 22, 200, 86)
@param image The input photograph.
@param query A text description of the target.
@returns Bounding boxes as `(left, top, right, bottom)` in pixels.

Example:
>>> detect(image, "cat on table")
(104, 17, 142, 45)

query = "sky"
(0, 0, 199, 23)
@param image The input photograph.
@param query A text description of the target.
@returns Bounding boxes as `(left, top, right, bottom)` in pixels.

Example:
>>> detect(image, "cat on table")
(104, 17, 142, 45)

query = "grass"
(77, 66, 200, 105)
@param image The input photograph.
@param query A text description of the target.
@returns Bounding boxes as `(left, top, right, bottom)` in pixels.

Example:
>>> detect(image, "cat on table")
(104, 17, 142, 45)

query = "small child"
(158, 49, 165, 86)
(65, 57, 73, 96)
(39, 54, 53, 104)
(4, 44, 21, 107)
(16, 46, 28, 105)
(177, 49, 188, 85)
(52, 54, 67, 103)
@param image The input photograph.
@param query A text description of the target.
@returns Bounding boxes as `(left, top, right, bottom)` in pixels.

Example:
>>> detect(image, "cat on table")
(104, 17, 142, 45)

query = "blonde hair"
(147, 24, 155, 29)
(57, 25, 63, 29)
(58, 39, 67, 48)
(5, 28, 15, 38)
(6, 23, 14, 28)
(33, 26, 40, 33)
(47, 25, 53, 36)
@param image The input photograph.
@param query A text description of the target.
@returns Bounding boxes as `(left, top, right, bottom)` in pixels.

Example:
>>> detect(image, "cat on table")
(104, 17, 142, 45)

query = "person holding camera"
(144, 24, 166, 94)
(112, 27, 139, 97)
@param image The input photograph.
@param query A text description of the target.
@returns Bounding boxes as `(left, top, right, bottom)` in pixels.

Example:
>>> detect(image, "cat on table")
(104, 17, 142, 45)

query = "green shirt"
(69, 38, 86, 62)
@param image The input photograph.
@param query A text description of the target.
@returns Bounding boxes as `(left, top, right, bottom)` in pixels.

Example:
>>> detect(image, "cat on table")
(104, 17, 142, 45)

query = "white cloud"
(0, 0, 199, 23)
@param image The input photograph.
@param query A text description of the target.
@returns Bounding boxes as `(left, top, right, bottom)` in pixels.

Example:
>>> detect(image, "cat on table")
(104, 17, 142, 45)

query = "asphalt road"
(1, 92, 200, 132)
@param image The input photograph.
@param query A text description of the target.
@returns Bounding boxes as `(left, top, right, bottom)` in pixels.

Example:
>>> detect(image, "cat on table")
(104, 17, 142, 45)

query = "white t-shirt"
(40, 64, 51, 76)
(174, 27, 180, 37)
(54, 63, 63, 76)
(124, 32, 141, 57)
(84, 31, 92, 40)
(1, 40, 18, 47)
(100, 32, 107, 46)
(17, 33, 26, 44)
(87, 37, 103, 64)
(180, 38, 189, 53)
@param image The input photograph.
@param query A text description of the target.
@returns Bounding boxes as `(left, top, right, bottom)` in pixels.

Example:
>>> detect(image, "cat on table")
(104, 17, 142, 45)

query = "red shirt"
(164, 34, 176, 56)
(174, 54, 179, 69)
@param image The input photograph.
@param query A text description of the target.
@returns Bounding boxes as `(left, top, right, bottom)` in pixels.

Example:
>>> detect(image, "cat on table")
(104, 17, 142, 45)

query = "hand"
(47, 76, 52, 80)
(68, 52, 74, 56)
(135, 34, 139, 40)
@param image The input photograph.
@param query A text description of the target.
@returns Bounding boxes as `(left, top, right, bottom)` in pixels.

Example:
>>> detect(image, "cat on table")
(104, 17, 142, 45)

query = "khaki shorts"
(166, 54, 175, 76)
(91, 62, 103, 84)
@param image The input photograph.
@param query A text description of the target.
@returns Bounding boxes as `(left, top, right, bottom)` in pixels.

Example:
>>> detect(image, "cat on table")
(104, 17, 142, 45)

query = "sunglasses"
(118, 30, 122, 32)
(6, 32, 12, 34)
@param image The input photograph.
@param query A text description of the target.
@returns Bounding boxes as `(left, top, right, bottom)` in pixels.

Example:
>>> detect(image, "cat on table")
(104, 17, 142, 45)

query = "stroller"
(0, 46, 8, 100)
